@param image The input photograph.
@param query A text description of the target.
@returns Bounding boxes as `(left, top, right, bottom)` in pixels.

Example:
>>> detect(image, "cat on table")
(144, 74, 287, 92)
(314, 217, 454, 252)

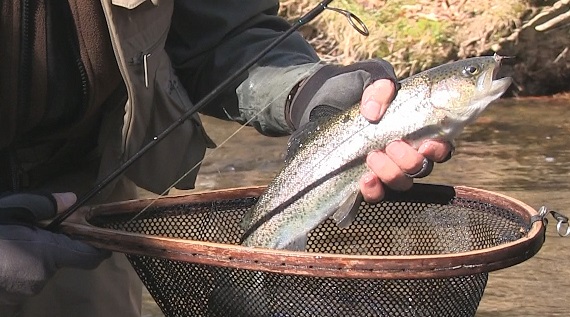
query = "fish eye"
(462, 65, 480, 77)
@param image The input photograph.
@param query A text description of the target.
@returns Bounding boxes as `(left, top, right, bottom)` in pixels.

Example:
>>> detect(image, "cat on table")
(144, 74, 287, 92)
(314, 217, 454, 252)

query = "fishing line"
(126, 63, 323, 223)
(239, 112, 394, 242)
(46, 0, 369, 230)
(240, 155, 366, 243)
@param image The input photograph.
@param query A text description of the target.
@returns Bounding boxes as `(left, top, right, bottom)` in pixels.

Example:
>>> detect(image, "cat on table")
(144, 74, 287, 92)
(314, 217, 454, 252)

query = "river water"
(141, 97, 570, 317)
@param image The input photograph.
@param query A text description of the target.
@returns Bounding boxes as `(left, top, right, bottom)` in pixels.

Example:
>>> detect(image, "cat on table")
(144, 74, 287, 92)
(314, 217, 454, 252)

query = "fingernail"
(386, 141, 407, 159)
(367, 150, 384, 168)
(363, 172, 377, 187)
(360, 172, 384, 203)
(56, 192, 77, 208)
(362, 100, 382, 122)
(416, 142, 429, 155)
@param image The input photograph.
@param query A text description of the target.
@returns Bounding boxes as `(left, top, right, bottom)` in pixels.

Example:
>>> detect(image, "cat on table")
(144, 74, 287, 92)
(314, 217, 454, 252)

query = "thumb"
(52, 192, 77, 213)
(360, 79, 396, 122)
(0, 191, 64, 222)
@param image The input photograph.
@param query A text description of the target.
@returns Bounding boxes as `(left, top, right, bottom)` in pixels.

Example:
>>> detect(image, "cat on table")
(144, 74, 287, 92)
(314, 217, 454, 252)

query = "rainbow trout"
(241, 55, 512, 250)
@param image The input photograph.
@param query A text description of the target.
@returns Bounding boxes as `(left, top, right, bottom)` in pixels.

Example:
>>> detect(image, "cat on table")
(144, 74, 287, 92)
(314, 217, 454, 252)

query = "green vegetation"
(280, 0, 569, 95)
(279, 0, 527, 77)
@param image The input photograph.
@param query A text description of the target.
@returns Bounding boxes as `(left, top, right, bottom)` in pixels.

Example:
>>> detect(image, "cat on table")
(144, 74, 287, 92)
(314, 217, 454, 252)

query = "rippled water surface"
(141, 97, 570, 317)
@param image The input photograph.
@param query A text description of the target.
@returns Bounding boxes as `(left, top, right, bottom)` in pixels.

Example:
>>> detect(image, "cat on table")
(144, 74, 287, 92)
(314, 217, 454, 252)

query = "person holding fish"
(0, 1, 451, 317)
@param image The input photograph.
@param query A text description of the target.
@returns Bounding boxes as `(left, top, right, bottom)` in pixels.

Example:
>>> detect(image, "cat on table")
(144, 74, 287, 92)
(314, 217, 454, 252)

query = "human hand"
(358, 79, 452, 202)
(286, 59, 452, 203)
(0, 192, 110, 310)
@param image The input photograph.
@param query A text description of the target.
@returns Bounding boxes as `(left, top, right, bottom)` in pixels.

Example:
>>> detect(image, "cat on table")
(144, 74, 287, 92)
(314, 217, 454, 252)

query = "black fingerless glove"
(0, 191, 57, 223)
(285, 59, 400, 130)
(0, 192, 111, 310)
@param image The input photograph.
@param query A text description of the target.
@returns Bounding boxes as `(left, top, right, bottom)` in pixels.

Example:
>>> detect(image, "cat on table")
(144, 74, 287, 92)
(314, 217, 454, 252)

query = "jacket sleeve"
(166, 0, 322, 136)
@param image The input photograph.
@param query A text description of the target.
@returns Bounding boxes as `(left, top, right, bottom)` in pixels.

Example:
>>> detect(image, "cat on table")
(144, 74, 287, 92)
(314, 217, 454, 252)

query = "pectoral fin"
(332, 190, 362, 229)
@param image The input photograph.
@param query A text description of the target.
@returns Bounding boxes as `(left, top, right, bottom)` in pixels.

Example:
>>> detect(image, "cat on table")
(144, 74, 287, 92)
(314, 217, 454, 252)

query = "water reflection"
(425, 98, 570, 317)
(143, 97, 570, 316)
(433, 98, 570, 192)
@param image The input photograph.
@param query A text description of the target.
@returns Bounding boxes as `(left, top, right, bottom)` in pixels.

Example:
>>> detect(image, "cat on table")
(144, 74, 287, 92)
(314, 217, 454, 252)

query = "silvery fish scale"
(242, 56, 512, 250)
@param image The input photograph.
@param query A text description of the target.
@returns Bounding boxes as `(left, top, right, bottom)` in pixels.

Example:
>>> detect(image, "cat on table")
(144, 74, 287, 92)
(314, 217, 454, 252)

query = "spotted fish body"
(241, 55, 512, 250)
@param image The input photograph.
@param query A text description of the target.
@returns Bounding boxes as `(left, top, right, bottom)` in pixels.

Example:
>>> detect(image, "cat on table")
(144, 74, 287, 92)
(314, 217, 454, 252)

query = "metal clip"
(531, 206, 549, 226)
(143, 53, 151, 88)
(550, 210, 570, 237)
(537, 206, 570, 237)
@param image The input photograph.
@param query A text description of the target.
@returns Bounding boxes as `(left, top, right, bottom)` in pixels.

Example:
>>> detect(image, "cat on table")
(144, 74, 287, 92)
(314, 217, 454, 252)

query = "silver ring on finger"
(404, 157, 434, 178)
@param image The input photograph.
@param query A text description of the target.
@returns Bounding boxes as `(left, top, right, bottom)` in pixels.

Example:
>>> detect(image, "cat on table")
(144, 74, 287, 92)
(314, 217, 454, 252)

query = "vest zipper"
(11, 1, 89, 192)
(69, 41, 89, 112)
(61, 1, 89, 116)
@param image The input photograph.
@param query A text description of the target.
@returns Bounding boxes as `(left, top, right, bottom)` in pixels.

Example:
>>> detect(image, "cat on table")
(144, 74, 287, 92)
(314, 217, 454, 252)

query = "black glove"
(285, 59, 400, 130)
(284, 59, 399, 158)
(0, 192, 110, 311)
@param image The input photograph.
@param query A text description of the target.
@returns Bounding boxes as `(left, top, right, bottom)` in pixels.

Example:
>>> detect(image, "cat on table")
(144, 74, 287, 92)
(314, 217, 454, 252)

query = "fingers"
(384, 141, 427, 174)
(48, 231, 112, 269)
(360, 140, 453, 203)
(360, 79, 396, 122)
(358, 79, 454, 203)
(1, 225, 111, 285)
(366, 144, 418, 190)
(52, 192, 77, 213)
(418, 140, 454, 163)
(359, 172, 385, 203)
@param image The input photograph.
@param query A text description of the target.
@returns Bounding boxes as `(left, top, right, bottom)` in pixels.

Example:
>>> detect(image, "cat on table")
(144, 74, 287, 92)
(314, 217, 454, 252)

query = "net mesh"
(89, 190, 529, 317)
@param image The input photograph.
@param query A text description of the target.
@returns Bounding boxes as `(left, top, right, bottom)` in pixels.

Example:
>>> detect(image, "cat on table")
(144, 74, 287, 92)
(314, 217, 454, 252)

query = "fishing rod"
(46, 0, 368, 230)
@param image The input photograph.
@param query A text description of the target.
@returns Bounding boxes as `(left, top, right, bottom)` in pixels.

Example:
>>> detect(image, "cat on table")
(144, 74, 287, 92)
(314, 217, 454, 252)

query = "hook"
(325, 7, 370, 37)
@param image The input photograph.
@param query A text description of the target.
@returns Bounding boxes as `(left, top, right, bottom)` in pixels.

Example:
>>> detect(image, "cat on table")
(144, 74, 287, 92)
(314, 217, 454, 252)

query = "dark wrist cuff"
(285, 59, 400, 130)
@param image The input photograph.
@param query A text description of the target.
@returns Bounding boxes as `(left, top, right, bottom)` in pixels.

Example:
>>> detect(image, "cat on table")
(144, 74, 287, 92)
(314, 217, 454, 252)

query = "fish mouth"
(477, 55, 512, 99)
(463, 55, 512, 121)
(489, 77, 512, 97)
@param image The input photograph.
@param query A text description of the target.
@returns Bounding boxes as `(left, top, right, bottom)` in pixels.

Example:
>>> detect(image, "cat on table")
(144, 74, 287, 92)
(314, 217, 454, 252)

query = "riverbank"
(280, 0, 570, 96)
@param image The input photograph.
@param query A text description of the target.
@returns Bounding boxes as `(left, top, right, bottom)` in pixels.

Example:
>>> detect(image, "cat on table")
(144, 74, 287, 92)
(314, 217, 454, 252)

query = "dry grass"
(279, 0, 528, 78)
(279, 0, 570, 96)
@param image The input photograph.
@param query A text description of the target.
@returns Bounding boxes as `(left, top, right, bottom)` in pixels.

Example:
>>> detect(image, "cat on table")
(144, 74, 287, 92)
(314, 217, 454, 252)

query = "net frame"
(59, 183, 544, 280)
